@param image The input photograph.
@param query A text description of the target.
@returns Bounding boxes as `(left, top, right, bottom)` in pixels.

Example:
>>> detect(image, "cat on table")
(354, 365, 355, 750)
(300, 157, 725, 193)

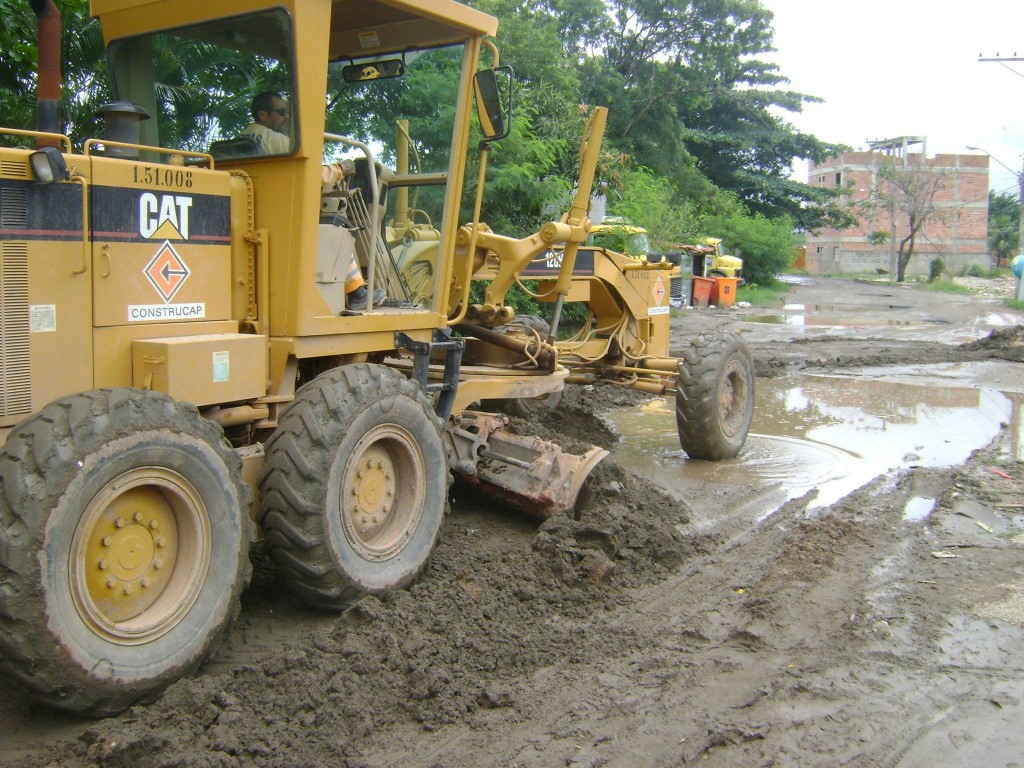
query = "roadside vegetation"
(737, 279, 790, 306)
(916, 279, 977, 295)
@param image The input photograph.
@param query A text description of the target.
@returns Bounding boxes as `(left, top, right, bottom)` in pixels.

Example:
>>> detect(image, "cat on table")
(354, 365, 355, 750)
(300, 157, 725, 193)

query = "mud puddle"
(743, 303, 942, 329)
(739, 303, 1021, 344)
(607, 362, 1022, 525)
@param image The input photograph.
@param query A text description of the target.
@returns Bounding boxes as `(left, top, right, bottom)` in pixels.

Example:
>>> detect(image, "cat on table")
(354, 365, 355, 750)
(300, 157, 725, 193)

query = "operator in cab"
(238, 91, 383, 310)
(238, 91, 290, 155)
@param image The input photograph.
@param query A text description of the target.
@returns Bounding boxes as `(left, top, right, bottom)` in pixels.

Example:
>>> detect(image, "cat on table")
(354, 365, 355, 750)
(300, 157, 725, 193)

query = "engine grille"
(0, 160, 29, 180)
(0, 242, 31, 418)
(1, 185, 28, 227)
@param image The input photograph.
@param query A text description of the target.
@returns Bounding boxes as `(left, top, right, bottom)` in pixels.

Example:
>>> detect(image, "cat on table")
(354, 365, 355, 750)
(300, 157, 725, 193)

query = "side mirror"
(473, 66, 513, 142)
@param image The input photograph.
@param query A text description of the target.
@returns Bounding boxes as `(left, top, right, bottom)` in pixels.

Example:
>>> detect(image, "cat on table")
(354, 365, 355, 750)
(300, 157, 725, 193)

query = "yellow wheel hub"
(351, 444, 397, 542)
(71, 468, 211, 644)
(81, 486, 177, 624)
(341, 425, 424, 560)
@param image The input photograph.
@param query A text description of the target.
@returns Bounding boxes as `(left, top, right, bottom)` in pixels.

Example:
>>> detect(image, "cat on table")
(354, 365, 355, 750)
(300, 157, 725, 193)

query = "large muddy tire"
(259, 364, 448, 612)
(0, 389, 253, 716)
(675, 330, 755, 460)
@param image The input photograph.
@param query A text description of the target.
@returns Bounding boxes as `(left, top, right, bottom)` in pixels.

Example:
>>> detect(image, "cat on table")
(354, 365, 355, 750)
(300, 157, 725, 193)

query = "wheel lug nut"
(102, 535, 112, 546)
(133, 511, 143, 522)
(114, 517, 126, 528)
(105, 577, 117, 589)
(149, 519, 159, 529)
(153, 559, 163, 570)
(123, 584, 133, 595)
(141, 578, 151, 588)
(98, 559, 109, 570)
(155, 536, 166, 548)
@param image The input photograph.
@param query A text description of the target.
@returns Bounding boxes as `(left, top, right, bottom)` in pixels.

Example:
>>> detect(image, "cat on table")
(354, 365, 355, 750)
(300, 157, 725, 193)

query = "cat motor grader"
(509, 242, 755, 462)
(397, 194, 755, 461)
(0, 0, 612, 715)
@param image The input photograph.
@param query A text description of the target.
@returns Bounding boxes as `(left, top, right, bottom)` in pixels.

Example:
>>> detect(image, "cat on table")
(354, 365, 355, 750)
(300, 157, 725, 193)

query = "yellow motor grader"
(505, 244, 755, 463)
(0, 0, 615, 715)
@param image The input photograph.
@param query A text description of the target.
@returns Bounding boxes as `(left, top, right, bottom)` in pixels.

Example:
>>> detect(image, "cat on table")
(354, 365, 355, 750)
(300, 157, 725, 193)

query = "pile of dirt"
(963, 325, 1024, 361)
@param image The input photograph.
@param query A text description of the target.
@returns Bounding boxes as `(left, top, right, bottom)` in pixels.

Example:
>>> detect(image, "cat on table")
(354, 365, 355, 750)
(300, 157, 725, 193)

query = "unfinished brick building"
(806, 137, 989, 276)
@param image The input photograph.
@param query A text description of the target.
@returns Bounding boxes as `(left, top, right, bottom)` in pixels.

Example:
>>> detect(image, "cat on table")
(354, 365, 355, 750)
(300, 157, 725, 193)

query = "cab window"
(106, 9, 296, 159)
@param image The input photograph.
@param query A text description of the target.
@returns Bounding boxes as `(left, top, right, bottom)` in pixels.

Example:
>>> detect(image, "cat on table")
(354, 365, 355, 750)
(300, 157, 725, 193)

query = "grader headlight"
(29, 146, 67, 184)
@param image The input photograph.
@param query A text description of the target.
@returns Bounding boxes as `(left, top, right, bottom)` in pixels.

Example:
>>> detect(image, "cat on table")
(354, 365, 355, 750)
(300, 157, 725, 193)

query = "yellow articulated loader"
(0, 0, 613, 715)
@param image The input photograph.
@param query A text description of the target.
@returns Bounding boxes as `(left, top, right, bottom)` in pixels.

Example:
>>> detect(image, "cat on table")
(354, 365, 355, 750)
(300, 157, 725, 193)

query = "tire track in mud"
(365, 480, 885, 766)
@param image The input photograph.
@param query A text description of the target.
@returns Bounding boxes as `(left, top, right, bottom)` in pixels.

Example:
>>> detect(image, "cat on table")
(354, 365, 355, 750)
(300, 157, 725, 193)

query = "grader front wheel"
(259, 364, 449, 612)
(0, 389, 253, 715)
(675, 330, 755, 460)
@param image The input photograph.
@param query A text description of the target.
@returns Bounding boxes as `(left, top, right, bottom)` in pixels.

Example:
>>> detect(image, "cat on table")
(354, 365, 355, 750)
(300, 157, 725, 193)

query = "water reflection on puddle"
(744, 304, 944, 329)
(607, 368, 1021, 516)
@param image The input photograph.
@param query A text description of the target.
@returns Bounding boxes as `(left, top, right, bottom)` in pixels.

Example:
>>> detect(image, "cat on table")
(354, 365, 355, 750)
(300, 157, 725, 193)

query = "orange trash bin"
(710, 276, 738, 307)
(691, 276, 715, 308)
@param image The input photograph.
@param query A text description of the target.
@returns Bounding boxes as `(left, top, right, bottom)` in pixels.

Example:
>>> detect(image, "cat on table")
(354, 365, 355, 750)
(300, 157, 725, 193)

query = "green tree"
(607, 165, 703, 249)
(0, 0, 108, 145)
(702, 196, 796, 286)
(567, 0, 850, 230)
(864, 160, 951, 283)
(988, 190, 1019, 266)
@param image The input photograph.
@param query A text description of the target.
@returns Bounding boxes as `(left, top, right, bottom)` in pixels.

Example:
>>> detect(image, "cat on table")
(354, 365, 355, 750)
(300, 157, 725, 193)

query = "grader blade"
(447, 412, 608, 519)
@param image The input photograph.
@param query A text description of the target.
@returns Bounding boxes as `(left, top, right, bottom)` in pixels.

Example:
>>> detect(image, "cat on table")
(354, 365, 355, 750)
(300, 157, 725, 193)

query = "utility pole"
(977, 54, 1024, 259)
(1018, 159, 1024, 259)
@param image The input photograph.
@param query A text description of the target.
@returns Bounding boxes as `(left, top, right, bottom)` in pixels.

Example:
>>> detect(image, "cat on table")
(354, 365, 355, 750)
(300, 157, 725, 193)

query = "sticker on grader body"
(649, 276, 668, 314)
(127, 303, 206, 321)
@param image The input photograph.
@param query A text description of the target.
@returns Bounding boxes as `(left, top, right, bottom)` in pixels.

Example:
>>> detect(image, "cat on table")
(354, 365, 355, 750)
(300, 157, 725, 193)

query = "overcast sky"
(763, 0, 1024, 197)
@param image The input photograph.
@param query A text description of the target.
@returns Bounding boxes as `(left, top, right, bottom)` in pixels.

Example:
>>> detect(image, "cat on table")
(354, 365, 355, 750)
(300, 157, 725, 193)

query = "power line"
(978, 54, 1024, 79)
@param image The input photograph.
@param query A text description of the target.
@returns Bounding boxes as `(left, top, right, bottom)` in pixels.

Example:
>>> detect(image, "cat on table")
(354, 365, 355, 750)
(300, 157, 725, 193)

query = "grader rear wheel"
(0, 389, 252, 715)
(675, 330, 755, 460)
(259, 364, 449, 612)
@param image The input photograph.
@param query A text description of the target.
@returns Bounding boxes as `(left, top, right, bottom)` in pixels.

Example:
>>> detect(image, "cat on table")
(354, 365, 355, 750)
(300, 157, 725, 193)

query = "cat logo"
(139, 193, 193, 240)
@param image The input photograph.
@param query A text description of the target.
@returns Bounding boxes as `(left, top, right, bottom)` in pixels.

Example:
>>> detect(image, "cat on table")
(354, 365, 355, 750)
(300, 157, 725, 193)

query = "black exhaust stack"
(30, 0, 62, 143)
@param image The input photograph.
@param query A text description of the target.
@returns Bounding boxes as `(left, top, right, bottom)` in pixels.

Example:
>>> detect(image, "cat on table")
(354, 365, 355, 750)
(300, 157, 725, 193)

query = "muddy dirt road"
(2, 276, 1023, 767)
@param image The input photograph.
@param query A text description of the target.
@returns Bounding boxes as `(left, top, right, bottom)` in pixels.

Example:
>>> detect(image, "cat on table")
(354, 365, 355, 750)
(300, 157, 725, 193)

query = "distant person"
(239, 91, 290, 155)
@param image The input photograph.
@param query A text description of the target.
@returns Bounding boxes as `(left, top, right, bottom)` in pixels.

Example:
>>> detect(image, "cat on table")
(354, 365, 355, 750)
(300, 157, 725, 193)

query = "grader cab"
(0, 0, 609, 715)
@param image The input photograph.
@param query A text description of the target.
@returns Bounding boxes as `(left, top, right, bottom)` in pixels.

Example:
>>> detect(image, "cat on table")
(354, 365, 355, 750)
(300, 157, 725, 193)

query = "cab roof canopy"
(90, 0, 498, 57)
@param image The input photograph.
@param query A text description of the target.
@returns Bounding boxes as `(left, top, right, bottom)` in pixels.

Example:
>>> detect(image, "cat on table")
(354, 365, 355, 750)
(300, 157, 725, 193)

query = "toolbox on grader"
(0, 0, 752, 715)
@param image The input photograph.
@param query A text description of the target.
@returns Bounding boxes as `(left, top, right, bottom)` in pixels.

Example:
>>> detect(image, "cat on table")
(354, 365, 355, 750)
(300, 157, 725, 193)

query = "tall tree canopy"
(0, 0, 108, 143)
(485, 0, 851, 231)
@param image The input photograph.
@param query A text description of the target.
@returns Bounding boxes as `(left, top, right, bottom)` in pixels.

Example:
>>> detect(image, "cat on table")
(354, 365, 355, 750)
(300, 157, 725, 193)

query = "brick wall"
(805, 150, 990, 276)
